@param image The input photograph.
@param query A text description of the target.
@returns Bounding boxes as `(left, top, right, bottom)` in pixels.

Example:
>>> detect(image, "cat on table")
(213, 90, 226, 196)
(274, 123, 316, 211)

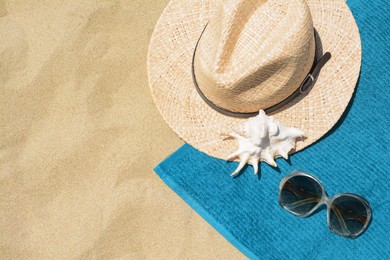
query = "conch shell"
(223, 110, 304, 176)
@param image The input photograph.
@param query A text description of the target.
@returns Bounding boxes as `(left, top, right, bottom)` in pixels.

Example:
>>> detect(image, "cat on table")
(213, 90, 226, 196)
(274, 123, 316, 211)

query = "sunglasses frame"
(278, 170, 372, 238)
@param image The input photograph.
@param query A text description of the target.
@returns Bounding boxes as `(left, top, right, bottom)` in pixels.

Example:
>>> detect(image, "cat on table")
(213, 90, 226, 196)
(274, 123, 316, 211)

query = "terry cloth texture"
(154, 0, 390, 259)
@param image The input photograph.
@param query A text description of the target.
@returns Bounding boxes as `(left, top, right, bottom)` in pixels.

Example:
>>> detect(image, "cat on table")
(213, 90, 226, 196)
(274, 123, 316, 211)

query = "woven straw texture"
(193, 0, 315, 113)
(148, 0, 361, 160)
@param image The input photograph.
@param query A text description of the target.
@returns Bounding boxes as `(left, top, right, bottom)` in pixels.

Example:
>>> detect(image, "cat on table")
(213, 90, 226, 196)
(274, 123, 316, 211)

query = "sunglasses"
(278, 170, 371, 238)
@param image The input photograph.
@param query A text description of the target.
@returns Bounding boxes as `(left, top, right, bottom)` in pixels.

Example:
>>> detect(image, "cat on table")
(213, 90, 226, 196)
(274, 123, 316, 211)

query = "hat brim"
(147, 0, 361, 160)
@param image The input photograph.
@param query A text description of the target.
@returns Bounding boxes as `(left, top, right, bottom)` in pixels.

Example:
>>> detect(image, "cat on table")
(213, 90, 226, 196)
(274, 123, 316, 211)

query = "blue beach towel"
(155, 1, 390, 259)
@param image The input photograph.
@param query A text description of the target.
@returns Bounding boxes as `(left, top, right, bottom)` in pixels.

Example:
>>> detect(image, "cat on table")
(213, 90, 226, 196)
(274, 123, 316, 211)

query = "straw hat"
(148, 0, 361, 160)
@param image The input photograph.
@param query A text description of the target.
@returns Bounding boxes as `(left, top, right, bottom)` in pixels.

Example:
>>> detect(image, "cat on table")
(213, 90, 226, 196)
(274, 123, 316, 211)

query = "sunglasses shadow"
(364, 214, 373, 235)
(360, 213, 373, 237)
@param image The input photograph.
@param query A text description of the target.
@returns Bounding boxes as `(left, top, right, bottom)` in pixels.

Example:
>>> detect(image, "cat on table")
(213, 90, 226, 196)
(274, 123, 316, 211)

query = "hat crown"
(194, 0, 315, 113)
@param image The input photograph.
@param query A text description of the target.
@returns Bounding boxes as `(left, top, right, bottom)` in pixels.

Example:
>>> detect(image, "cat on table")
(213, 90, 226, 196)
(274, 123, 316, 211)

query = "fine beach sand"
(0, 1, 244, 259)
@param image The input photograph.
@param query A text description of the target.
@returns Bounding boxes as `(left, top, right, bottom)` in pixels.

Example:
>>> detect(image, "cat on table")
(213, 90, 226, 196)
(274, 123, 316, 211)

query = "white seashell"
(223, 110, 304, 176)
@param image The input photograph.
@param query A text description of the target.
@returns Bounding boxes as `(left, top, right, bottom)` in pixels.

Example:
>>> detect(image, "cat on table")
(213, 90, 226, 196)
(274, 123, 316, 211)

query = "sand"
(0, 0, 244, 259)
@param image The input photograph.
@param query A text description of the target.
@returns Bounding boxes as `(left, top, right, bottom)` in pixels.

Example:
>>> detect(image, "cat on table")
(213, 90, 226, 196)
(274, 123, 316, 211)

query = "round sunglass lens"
(280, 175, 323, 216)
(329, 194, 370, 238)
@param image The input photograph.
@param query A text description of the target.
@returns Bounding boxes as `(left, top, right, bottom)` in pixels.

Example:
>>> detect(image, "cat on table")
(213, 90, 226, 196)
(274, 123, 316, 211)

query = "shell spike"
(223, 110, 303, 176)
(292, 128, 304, 138)
(226, 150, 241, 161)
(278, 149, 289, 160)
(230, 154, 249, 177)
(262, 152, 277, 167)
(250, 157, 259, 174)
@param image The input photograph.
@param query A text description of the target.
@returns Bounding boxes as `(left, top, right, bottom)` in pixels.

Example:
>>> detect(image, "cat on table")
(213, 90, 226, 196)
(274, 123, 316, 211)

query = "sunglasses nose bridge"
(323, 194, 331, 207)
